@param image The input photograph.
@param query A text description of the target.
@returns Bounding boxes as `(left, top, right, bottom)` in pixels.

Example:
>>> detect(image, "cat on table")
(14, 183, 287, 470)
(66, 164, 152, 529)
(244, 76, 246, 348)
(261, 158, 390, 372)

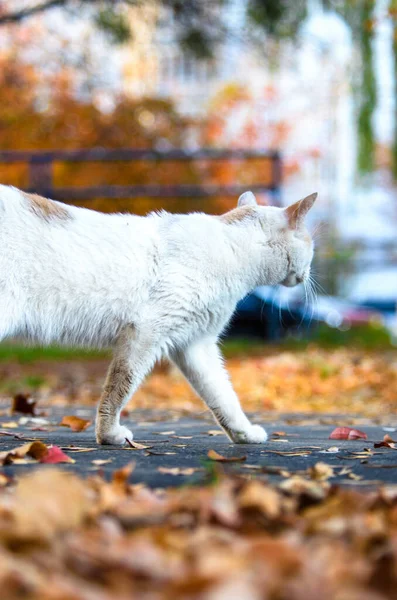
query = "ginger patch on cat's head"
(219, 205, 257, 224)
(219, 190, 258, 224)
(22, 191, 71, 223)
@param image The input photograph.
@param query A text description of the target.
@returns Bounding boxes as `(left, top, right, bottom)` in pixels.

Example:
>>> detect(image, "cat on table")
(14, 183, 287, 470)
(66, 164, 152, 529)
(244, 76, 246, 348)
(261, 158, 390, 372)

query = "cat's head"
(235, 191, 317, 287)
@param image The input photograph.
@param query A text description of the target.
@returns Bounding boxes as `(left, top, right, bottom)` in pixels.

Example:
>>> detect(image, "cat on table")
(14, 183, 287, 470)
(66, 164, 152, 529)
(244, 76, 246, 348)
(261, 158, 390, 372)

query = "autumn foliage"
(0, 467, 396, 599)
(0, 54, 276, 215)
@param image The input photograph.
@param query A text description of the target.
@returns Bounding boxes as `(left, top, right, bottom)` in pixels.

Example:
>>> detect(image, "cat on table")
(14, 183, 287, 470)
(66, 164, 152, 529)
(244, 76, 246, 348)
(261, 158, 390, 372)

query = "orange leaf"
(207, 449, 246, 462)
(59, 415, 92, 432)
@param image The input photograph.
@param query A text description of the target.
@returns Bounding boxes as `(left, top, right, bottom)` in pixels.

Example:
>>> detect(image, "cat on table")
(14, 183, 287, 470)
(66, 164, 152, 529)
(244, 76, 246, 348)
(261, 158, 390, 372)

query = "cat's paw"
(233, 424, 268, 444)
(96, 424, 133, 446)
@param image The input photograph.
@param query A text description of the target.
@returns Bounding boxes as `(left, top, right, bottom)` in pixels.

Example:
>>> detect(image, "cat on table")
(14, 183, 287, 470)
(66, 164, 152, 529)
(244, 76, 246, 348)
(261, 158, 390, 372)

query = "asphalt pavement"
(1, 406, 397, 489)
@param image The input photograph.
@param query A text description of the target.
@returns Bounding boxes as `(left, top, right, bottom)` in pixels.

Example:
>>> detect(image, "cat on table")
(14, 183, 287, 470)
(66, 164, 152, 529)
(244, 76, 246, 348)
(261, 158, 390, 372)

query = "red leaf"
(39, 446, 75, 464)
(329, 427, 367, 440)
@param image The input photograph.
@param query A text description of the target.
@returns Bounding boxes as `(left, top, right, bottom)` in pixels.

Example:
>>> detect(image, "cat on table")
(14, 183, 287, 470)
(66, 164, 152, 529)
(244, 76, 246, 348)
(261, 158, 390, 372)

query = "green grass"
(0, 343, 110, 364)
(285, 322, 393, 351)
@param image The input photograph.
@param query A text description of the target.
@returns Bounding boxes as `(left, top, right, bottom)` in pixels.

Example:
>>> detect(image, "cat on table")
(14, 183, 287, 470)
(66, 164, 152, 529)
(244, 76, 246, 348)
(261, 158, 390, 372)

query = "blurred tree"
(0, 1, 307, 56)
(389, 0, 397, 178)
(323, 1, 377, 175)
(0, 1, 388, 178)
(0, 54, 207, 213)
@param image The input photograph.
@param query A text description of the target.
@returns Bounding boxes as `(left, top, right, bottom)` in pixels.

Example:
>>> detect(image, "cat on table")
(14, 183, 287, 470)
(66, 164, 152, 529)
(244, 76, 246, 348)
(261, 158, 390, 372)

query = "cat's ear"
(285, 193, 317, 229)
(238, 191, 257, 208)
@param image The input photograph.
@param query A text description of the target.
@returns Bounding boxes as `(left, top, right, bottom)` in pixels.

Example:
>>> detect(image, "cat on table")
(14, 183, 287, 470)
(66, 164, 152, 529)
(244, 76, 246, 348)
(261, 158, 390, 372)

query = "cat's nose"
(296, 275, 303, 284)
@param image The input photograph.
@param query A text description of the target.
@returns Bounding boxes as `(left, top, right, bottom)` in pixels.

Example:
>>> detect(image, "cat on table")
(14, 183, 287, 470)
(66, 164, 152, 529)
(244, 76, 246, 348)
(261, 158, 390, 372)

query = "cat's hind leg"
(172, 338, 267, 444)
(96, 324, 157, 445)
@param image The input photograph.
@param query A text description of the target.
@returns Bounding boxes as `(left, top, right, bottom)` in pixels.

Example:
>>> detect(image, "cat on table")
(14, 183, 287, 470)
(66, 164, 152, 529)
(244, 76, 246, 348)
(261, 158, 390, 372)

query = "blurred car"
(230, 286, 383, 340)
(346, 268, 397, 334)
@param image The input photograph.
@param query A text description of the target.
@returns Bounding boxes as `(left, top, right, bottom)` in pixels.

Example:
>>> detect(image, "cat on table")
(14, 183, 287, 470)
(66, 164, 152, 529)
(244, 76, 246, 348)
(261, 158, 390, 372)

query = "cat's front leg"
(96, 325, 156, 445)
(172, 338, 267, 444)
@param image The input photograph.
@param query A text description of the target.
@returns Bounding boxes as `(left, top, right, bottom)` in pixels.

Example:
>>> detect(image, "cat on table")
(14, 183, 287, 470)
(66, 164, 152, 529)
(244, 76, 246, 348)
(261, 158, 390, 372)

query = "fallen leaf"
(11, 393, 37, 415)
(113, 462, 135, 485)
(62, 446, 95, 453)
(319, 446, 339, 453)
(40, 446, 75, 464)
(92, 459, 113, 466)
(125, 439, 153, 450)
(0, 440, 48, 465)
(279, 476, 329, 499)
(272, 431, 287, 437)
(347, 472, 363, 481)
(0, 422, 19, 429)
(0, 430, 25, 439)
(59, 415, 92, 432)
(207, 430, 225, 436)
(373, 435, 397, 449)
(154, 431, 175, 436)
(265, 450, 312, 457)
(329, 427, 367, 440)
(374, 440, 397, 449)
(157, 467, 198, 476)
(145, 450, 176, 456)
(207, 449, 247, 462)
(239, 481, 281, 518)
(308, 462, 335, 481)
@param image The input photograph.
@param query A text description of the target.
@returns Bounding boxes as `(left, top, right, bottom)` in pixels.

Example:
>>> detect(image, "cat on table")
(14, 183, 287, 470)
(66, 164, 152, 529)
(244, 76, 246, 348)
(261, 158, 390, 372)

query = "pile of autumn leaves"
(21, 347, 397, 418)
(0, 466, 396, 599)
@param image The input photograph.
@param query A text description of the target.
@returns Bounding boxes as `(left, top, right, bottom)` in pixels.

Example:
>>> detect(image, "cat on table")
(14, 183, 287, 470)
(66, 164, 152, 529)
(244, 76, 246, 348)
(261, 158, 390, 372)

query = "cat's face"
(237, 191, 317, 288)
(280, 222, 314, 288)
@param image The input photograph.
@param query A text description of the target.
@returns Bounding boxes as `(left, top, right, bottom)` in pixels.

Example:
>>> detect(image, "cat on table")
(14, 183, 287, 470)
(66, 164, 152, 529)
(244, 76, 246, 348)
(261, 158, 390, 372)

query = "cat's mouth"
(281, 274, 304, 287)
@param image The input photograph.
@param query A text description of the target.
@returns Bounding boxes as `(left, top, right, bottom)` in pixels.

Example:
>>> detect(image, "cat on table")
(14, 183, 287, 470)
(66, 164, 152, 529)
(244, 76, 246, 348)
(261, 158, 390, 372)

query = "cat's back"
(0, 184, 158, 253)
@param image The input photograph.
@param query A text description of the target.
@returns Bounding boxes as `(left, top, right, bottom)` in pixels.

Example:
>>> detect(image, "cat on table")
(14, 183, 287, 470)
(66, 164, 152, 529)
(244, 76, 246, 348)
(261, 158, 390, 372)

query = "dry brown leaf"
(11, 393, 37, 415)
(0, 441, 75, 465)
(374, 436, 397, 449)
(0, 440, 48, 465)
(239, 481, 281, 518)
(320, 446, 340, 453)
(112, 462, 135, 486)
(348, 472, 364, 481)
(279, 476, 329, 499)
(265, 450, 312, 457)
(157, 467, 198, 476)
(92, 459, 113, 466)
(59, 415, 92, 432)
(308, 462, 335, 481)
(125, 439, 153, 450)
(207, 430, 225, 436)
(145, 450, 176, 456)
(207, 449, 247, 462)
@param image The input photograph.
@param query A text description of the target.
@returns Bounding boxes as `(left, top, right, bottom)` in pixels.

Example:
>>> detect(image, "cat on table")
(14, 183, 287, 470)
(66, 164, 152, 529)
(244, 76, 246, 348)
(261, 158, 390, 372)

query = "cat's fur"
(0, 186, 316, 445)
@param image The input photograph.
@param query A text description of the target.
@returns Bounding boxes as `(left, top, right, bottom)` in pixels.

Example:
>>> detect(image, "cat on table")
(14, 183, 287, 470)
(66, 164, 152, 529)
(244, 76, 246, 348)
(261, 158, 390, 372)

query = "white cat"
(0, 186, 316, 445)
